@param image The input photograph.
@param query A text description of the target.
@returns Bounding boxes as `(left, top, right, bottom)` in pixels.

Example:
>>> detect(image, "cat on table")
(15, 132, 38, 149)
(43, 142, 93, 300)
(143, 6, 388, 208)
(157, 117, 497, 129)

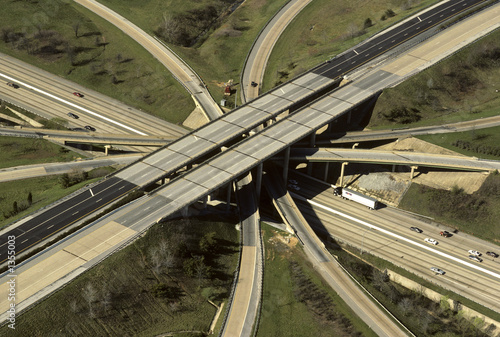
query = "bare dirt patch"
(339, 137, 489, 206)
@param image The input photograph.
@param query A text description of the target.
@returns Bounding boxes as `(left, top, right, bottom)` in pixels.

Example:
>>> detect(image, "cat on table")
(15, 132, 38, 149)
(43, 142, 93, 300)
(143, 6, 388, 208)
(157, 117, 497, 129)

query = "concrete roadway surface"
(263, 168, 410, 337)
(0, 126, 174, 147)
(287, 172, 500, 313)
(287, 147, 500, 172)
(0, 154, 141, 183)
(320, 114, 500, 145)
(0, 54, 187, 139)
(73, 0, 223, 121)
(241, 0, 313, 103)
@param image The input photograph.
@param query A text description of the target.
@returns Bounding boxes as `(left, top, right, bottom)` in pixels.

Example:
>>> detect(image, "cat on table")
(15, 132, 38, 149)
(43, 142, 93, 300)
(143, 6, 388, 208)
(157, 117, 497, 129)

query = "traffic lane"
(0, 177, 137, 263)
(314, 0, 488, 79)
(296, 199, 500, 311)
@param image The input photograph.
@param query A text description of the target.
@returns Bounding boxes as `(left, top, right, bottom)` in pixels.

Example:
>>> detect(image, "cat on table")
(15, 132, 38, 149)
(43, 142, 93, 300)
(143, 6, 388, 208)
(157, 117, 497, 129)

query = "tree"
(398, 297, 413, 316)
(199, 232, 216, 253)
(60, 173, 70, 188)
(12, 201, 18, 214)
(363, 18, 373, 29)
(72, 21, 80, 38)
(83, 283, 97, 318)
(27, 192, 32, 206)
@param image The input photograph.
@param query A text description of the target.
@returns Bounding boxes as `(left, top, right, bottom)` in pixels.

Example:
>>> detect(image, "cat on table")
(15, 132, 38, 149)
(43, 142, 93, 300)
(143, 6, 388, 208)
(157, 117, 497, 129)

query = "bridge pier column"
(340, 162, 349, 187)
(323, 162, 329, 182)
(255, 162, 263, 204)
(392, 164, 396, 172)
(226, 182, 232, 212)
(282, 147, 290, 184)
(104, 145, 111, 156)
(347, 111, 352, 124)
(309, 132, 316, 147)
(410, 166, 418, 180)
(203, 195, 208, 208)
(307, 162, 313, 176)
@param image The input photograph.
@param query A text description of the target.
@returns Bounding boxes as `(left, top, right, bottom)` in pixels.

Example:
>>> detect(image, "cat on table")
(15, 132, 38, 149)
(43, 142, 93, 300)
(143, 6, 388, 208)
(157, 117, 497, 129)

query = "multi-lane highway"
(287, 172, 500, 312)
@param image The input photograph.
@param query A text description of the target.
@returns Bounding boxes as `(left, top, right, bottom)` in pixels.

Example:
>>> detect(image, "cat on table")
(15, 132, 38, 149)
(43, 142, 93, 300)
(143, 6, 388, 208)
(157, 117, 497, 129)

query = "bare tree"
(398, 297, 413, 316)
(72, 21, 80, 38)
(83, 283, 97, 318)
(102, 290, 112, 315)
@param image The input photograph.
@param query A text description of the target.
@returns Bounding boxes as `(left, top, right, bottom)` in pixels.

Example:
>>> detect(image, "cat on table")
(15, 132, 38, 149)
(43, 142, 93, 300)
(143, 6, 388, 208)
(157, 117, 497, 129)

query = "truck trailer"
(334, 187, 379, 210)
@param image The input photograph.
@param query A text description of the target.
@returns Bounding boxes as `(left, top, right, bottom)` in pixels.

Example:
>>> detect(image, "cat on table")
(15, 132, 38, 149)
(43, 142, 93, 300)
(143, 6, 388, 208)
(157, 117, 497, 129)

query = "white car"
(430, 267, 445, 275)
(424, 238, 438, 245)
(468, 250, 481, 256)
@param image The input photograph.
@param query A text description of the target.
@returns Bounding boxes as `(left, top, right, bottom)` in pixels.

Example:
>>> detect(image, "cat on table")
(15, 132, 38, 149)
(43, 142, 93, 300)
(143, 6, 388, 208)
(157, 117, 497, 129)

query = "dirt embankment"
(338, 137, 489, 206)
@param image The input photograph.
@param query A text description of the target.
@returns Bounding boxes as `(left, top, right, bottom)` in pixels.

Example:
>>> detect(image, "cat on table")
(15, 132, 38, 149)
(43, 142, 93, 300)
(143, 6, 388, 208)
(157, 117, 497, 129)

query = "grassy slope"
(0, 175, 102, 229)
(0, 217, 239, 337)
(97, 0, 290, 107)
(0, 0, 193, 124)
(257, 224, 375, 337)
(262, 0, 440, 91)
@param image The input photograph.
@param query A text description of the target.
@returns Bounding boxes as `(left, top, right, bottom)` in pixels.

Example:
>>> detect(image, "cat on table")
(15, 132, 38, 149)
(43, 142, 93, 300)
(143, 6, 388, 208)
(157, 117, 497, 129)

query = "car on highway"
(67, 112, 79, 119)
(468, 255, 483, 263)
(424, 238, 438, 245)
(288, 179, 298, 185)
(73, 92, 84, 97)
(440, 231, 451, 237)
(6, 82, 19, 88)
(486, 251, 499, 258)
(84, 125, 96, 131)
(410, 227, 423, 233)
(251, 81, 258, 87)
(430, 267, 445, 275)
(468, 250, 481, 256)
(288, 184, 300, 191)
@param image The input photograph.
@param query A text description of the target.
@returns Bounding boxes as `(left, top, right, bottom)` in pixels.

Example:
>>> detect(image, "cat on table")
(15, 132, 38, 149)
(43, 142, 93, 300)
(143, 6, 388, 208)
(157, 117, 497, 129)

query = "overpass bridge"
(286, 148, 500, 172)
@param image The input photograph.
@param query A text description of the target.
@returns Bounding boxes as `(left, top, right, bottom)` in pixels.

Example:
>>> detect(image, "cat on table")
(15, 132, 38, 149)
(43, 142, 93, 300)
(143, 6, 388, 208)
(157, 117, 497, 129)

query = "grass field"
(96, 0, 289, 108)
(0, 174, 104, 229)
(0, 215, 239, 337)
(257, 224, 375, 337)
(0, 136, 81, 169)
(0, 0, 193, 124)
(262, 0, 440, 91)
(399, 172, 500, 243)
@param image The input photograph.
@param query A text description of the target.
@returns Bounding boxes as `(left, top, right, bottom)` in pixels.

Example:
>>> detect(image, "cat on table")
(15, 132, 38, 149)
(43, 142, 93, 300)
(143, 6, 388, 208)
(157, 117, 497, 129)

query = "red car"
(73, 92, 84, 97)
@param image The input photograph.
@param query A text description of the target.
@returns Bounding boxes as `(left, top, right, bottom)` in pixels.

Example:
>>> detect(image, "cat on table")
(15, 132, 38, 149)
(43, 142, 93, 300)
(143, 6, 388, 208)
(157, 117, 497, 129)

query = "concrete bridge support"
(255, 162, 263, 204)
(226, 182, 232, 212)
(410, 166, 418, 180)
(323, 162, 330, 182)
(282, 147, 290, 184)
(339, 162, 349, 187)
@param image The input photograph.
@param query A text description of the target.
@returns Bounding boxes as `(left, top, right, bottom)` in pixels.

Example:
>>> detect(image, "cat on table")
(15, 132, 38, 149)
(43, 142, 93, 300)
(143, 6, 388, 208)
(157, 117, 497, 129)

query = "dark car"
(440, 231, 451, 237)
(67, 112, 79, 119)
(84, 125, 95, 131)
(486, 251, 499, 258)
(251, 81, 258, 87)
(73, 92, 84, 97)
(410, 227, 423, 233)
(6, 82, 19, 89)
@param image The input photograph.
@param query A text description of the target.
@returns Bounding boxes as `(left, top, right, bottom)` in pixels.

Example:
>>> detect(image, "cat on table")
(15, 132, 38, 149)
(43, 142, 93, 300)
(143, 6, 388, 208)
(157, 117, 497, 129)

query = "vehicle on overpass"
(430, 267, 445, 275)
(424, 238, 438, 245)
(334, 187, 379, 210)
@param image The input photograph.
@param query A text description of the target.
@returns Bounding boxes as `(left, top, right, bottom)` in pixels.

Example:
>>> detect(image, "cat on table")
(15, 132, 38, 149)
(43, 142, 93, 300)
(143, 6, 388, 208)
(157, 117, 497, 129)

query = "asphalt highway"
(287, 172, 500, 313)
(0, 177, 137, 264)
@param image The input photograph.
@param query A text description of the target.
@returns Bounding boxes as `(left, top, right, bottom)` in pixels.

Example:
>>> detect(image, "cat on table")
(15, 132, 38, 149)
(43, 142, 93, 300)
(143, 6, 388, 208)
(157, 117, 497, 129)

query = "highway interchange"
(1, 0, 500, 335)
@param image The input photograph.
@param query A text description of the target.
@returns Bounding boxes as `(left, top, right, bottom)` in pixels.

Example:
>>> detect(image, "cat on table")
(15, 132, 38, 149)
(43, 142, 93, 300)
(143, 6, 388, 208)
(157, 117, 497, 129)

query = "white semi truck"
(334, 187, 379, 210)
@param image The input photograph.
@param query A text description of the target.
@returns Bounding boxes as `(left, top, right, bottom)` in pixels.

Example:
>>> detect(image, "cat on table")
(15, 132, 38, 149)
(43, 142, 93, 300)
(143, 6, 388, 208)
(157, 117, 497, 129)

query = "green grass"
(96, 0, 289, 108)
(262, 0, 441, 91)
(257, 223, 375, 337)
(0, 136, 81, 169)
(0, 175, 103, 229)
(367, 27, 500, 130)
(398, 173, 500, 243)
(416, 126, 500, 160)
(0, 216, 239, 337)
(0, 0, 193, 124)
